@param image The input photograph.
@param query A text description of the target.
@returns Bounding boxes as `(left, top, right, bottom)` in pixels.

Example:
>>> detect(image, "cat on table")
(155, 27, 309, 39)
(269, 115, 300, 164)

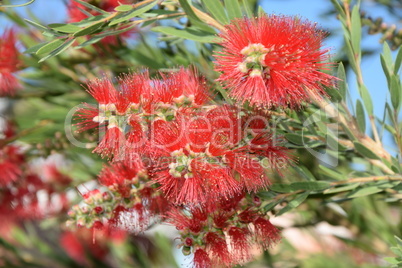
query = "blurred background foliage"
(0, 0, 401, 267)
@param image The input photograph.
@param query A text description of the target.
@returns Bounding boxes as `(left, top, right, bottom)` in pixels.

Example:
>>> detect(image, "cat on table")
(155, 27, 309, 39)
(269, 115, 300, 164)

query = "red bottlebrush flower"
(98, 157, 145, 197)
(0, 145, 24, 186)
(204, 232, 231, 266)
(60, 231, 87, 265)
(93, 125, 126, 158)
(156, 67, 210, 106)
(228, 226, 252, 263)
(253, 217, 281, 250)
(215, 15, 335, 109)
(0, 29, 21, 96)
(86, 77, 117, 106)
(167, 206, 207, 234)
(193, 248, 212, 268)
(74, 103, 103, 132)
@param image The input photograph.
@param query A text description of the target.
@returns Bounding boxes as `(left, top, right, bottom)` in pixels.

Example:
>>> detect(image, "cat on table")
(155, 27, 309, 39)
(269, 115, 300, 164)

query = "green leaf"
(355, 99, 366, 132)
(0, 0, 35, 7)
(152, 26, 218, 43)
(380, 55, 391, 85)
(109, 1, 157, 26)
(344, 38, 358, 73)
(358, 84, 373, 115)
(284, 133, 310, 145)
(201, 0, 229, 25)
(48, 23, 82, 33)
(394, 47, 402, 73)
(395, 236, 402, 248)
(337, 63, 347, 100)
(382, 42, 393, 71)
(292, 165, 316, 181)
(277, 191, 310, 216)
(319, 165, 346, 180)
(73, 0, 109, 15)
(270, 181, 331, 193)
(73, 21, 105, 37)
(75, 24, 137, 48)
(178, 0, 214, 32)
(115, 4, 133, 12)
(242, 0, 253, 18)
(324, 183, 359, 194)
(263, 200, 281, 212)
(224, 0, 242, 20)
(390, 75, 401, 111)
(353, 141, 380, 159)
(350, 6, 361, 53)
(38, 39, 75, 63)
(24, 42, 47, 54)
(347, 186, 383, 198)
(36, 39, 66, 55)
(330, 0, 346, 18)
(25, 19, 50, 31)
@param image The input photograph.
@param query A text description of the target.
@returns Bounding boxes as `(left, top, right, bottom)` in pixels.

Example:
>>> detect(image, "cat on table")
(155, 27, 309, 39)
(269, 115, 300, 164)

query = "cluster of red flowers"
(0, 29, 22, 96)
(169, 193, 281, 267)
(71, 14, 334, 267)
(0, 122, 71, 238)
(71, 67, 291, 267)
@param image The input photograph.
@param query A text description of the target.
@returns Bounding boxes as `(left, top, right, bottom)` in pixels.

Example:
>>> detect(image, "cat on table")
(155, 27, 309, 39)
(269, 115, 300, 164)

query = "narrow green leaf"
(25, 19, 49, 31)
(75, 24, 137, 48)
(355, 99, 366, 132)
(263, 200, 281, 212)
(319, 165, 346, 180)
(73, 0, 109, 14)
(330, 0, 346, 18)
(48, 23, 82, 33)
(290, 181, 331, 191)
(382, 42, 393, 70)
(36, 39, 65, 55)
(270, 181, 331, 193)
(395, 236, 402, 248)
(324, 183, 359, 194)
(114, 4, 133, 12)
(394, 47, 402, 73)
(292, 165, 316, 181)
(109, 1, 157, 26)
(358, 84, 373, 115)
(380, 55, 391, 85)
(353, 141, 380, 160)
(38, 39, 75, 63)
(344, 39, 358, 73)
(347, 186, 383, 198)
(224, 0, 242, 20)
(350, 6, 361, 52)
(284, 133, 311, 145)
(73, 21, 105, 37)
(242, 0, 253, 18)
(201, 0, 229, 25)
(24, 42, 47, 54)
(0, 0, 35, 7)
(337, 63, 347, 100)
(390, 75, 401, 111)
(277, 191, 310, 216)
(152, 26, 218, 43)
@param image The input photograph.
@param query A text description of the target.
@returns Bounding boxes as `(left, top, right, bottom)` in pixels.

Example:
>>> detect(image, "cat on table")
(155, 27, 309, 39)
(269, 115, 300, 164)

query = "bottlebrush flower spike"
(149, 106, 292, 205)
(0, 29, 21, 96)
(215, 15, 335, 109)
